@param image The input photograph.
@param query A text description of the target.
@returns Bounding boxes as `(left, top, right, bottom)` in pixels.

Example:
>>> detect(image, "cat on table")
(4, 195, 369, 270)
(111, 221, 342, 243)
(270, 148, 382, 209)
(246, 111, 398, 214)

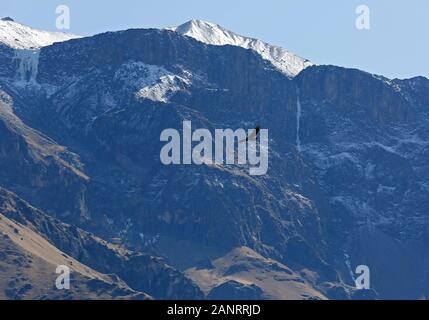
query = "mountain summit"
(0, 18, 80, 49)
(168, 19, 312, 78)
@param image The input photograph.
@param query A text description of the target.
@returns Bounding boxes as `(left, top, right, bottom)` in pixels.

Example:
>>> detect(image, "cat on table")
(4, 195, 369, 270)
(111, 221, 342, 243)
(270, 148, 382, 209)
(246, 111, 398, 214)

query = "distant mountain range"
(0, 17, 428, 300)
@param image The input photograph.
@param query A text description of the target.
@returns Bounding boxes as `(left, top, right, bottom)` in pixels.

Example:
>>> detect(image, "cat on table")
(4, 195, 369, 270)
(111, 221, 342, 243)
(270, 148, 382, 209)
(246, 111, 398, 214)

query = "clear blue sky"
(1, 0, 428, 79)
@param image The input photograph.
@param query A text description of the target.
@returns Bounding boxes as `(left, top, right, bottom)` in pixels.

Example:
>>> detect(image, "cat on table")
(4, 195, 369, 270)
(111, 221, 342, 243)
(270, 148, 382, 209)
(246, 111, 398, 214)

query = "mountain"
(0, 18, 81, 84)
(167, 19, 312, 78)
(0, 19, 428, 300)
(0, 209, 150, 300)
(186, 247, 327, 300)
(0, 17, 80, 49)
(0, 187, 202, 299)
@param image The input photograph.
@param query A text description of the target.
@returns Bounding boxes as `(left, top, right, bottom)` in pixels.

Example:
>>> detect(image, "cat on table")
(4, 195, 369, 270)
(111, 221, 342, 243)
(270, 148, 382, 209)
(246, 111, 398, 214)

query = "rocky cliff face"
(0, 89, 91, 222)
(0, 20, 428, 299)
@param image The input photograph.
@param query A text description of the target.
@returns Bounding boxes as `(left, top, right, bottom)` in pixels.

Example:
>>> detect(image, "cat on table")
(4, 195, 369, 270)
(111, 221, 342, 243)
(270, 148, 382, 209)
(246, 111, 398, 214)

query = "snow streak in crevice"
(14, 49, 40, 83)
(296, 88, 302, 152)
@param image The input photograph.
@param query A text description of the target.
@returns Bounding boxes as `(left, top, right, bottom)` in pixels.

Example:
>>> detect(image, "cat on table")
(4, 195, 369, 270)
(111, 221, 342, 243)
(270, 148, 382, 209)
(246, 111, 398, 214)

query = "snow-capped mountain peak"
(0, 17, 81, 49)
(168, 19, 312, 78)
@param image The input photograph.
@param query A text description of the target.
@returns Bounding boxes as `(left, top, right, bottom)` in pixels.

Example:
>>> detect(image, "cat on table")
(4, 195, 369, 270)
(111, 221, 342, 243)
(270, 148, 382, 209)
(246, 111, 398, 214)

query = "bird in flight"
(240, 125, 261, 143)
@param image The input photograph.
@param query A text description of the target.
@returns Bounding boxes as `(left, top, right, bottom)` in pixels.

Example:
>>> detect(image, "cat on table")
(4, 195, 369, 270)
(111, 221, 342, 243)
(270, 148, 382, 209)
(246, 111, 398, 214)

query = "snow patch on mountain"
(296, 88, 302, 151)
(167, 19, 312, 78)
(136, 75, 186, 103)
(0, 17, 80, 49)
(114, 61, 195, 103)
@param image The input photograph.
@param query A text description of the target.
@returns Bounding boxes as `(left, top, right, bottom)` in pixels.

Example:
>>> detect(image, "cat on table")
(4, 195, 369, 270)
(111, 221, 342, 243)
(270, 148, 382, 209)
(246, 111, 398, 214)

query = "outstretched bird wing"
(240, 126, 261, 143)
